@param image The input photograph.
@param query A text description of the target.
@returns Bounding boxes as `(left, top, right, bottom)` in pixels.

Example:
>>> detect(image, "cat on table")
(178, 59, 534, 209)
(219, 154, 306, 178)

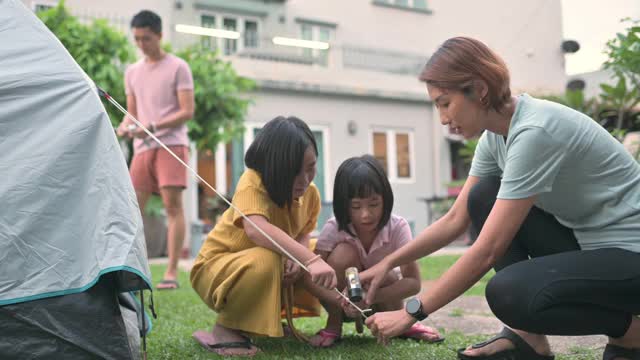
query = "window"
(373, 132, 389, 173)
(244, 123, 332, 201)
(222, 17, 237, 55)
(396, 133, 411, 178)
(395, 0, 427, 9)
(244, 20, 258, 48)
(413, 0, 428, 9)
(373, 0, 429, 11)
(300, 23, 331, 66)
(200, 14, 260, 54)
(371, 129, 415, 182)
(32, 1, 56, 12)
(201, 15, 216, 50)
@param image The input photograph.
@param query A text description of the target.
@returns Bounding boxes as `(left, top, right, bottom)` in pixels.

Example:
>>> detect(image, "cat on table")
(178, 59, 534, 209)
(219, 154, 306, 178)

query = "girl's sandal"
(309, 329, 341, 348)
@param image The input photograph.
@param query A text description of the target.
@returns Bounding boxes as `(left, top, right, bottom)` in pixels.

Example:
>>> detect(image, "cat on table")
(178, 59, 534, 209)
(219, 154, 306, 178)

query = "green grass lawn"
(418, 255, 494, 296)
(144, 256, 599, 359)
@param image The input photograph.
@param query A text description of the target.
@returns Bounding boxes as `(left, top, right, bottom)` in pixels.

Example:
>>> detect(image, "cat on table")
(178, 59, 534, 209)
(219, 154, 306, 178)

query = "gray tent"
(0, 0, 152, 358)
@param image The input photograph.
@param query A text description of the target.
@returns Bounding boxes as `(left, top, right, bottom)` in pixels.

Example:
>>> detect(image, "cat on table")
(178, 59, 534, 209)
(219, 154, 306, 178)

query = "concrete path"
(422, 285, 607, 356)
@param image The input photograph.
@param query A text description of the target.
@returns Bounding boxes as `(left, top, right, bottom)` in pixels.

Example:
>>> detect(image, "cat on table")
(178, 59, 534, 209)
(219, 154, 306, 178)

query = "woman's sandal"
(192, 330, 259, 356)
(309, 329, 341, 348)
(603, 344, 640, 360)
(398, 323, 445, 343)
(457, 327, 554, 360)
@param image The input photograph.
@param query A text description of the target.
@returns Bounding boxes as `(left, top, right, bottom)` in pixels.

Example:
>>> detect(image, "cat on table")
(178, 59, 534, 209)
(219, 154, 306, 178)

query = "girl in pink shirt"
(307, 155, 443, 347)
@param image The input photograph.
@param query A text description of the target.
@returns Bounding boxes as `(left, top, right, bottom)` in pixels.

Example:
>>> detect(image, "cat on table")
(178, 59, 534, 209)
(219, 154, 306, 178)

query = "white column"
(182, 142, 199, 252)
(433, 105, 451, 197)
(215, 142, 227, 195)
(387, 130, 398, 180)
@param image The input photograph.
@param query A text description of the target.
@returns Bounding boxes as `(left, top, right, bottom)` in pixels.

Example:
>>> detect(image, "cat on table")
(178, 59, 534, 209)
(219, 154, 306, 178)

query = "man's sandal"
(457, 327, 554, 360)
(156, 279, 179, 290)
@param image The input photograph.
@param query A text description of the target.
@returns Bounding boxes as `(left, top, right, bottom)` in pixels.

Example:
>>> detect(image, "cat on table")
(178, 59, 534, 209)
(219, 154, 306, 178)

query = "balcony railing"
(229, 42, 427, 76)
(342, 45, 426, 76)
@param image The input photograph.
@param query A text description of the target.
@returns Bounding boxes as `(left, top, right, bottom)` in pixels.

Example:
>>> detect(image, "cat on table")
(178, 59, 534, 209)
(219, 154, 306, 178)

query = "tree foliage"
(176, 45, 255, 151)
(38, 2, 255, 152)
(37, 2, 134, 126)
(605, 18, 640, 90)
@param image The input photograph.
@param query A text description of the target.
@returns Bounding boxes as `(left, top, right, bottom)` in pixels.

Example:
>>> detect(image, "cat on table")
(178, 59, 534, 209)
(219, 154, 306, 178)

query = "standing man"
(117, 10, 195, 290)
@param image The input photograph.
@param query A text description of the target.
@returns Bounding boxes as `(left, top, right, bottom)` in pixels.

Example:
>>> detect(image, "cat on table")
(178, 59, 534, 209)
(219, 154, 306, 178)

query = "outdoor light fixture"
(347, 120, 358, 136)
(175, 24, 240, 39)
(562, 39, 581, 53)
(272, 36, 330, 50)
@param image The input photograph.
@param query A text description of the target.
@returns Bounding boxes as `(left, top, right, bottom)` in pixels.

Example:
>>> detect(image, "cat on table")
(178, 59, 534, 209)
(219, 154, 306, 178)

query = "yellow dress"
(190, 169, 321, 337)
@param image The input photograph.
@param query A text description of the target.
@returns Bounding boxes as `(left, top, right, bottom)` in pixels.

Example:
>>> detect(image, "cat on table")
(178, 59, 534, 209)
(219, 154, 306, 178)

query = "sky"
(562, 0, 640, 75)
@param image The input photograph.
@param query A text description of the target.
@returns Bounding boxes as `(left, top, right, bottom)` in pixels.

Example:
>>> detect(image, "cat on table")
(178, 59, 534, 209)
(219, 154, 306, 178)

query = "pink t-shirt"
(316, 214, 412, 270)
(125, 53, 194, 154)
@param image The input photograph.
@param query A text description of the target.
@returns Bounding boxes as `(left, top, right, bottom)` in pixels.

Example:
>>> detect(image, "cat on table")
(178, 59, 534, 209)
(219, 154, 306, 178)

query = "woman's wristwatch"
(405, 297, 428, 321)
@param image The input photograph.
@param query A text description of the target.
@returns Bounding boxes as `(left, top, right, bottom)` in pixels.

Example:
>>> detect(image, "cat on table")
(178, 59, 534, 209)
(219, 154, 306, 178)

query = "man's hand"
(116, 123, 132, 138)
(130, 127, 148, 139)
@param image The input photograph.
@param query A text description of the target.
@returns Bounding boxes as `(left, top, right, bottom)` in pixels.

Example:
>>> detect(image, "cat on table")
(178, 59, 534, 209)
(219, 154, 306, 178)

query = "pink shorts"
(130, 145, 189, 194)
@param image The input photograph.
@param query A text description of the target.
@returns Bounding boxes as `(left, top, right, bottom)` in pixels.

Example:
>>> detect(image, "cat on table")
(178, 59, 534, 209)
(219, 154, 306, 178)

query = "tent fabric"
(0, 273, 142, 360)
(0, 0, 151, 305)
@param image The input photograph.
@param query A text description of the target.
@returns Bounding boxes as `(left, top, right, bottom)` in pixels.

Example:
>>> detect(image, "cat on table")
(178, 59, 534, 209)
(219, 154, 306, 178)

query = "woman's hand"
(307, 259, 337, 289)
(282, 258, 303, 287)
(359, 259, 391, 305)
(365, 309, 416, 346)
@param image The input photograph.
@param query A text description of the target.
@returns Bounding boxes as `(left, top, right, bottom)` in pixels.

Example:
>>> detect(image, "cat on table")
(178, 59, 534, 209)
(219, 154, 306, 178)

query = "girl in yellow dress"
(190, 116, 337, 356)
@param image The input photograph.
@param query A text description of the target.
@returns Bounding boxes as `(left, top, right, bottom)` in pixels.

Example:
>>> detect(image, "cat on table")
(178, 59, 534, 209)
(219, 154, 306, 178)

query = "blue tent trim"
(0, 266, 152, 306)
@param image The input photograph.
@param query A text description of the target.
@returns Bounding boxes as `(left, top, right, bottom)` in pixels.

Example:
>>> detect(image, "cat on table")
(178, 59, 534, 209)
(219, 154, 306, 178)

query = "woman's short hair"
(333, 155, 393, 236)
(245, 116, 317, 208)
(419, 37, 511, 112)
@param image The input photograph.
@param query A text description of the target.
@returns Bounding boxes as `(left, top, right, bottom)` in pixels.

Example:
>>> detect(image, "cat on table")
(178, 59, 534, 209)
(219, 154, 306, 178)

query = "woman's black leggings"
(468, 176, 640, 338)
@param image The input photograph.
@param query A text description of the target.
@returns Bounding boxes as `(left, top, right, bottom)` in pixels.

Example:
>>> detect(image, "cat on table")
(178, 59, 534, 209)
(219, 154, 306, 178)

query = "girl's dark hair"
(245, 116, 317, 208)
(131, 10, 162, 34)
(333, 155, 393, 236)
(419, 37, 511, 112)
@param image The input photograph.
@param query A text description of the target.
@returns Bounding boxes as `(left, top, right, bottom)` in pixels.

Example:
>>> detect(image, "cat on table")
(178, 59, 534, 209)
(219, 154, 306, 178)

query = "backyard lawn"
(143, 255, 600, 359)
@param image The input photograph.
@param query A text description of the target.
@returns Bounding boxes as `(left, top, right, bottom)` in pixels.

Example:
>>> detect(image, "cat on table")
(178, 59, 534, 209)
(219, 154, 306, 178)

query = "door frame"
(242, 122, 332, 201)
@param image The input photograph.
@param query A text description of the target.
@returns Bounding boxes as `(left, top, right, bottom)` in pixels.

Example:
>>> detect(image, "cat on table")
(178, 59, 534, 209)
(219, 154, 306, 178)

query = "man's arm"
(155, 89, 194, 130)
(116, 94, 137, 137)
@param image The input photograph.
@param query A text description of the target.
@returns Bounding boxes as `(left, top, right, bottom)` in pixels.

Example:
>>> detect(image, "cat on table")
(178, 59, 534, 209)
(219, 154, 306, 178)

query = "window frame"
(299, 22, 332, 66)
(31, 0, 57, 12)
(243, 122, 333, 201)
(372, 0, 432, 14)
(369, 127, 416, 184)
(199, 11, 261, 55)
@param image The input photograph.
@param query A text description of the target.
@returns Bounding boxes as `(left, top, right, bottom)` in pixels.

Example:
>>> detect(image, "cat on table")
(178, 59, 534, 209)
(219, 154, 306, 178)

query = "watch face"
(406, 298, 421, 314)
